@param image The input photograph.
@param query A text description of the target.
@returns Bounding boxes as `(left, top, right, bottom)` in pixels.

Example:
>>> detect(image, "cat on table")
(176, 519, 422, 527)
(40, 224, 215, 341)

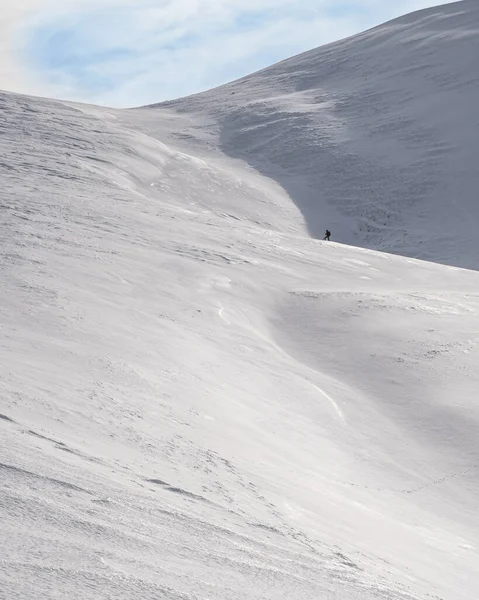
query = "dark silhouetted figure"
(324, 229, 331, 241)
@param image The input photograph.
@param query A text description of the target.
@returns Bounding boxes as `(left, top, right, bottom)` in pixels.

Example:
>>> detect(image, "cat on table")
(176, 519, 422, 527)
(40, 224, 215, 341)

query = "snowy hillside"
(2, 2, 479, 600)
(145, 0, 479, 270)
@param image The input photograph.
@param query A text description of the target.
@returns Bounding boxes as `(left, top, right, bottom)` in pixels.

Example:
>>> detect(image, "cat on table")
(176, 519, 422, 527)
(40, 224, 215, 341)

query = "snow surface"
(147, 0, 479, 270)
(2, 2, 479, 599)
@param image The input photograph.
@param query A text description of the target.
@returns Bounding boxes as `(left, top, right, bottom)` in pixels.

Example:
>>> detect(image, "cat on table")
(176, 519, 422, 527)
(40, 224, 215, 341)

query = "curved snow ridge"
(309, 383, 345, 422)
(147, 0, 479, 270)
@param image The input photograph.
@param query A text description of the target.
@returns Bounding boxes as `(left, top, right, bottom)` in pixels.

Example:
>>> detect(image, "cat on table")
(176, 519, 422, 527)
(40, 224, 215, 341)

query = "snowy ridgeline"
(2, 2, 479, 600)
(150, 0, 479, 270)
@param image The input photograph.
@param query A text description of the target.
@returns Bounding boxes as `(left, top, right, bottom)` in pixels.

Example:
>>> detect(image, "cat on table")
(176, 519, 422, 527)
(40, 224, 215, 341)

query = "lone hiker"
(324, 229, 331, 241)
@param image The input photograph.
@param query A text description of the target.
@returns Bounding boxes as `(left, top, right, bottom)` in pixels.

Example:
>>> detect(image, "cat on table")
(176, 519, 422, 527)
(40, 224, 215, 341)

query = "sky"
(0, 0, 458, 107)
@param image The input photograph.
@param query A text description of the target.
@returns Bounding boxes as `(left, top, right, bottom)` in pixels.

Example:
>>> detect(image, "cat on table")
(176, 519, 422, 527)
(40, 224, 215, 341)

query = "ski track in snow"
(2, 3, 479, 599)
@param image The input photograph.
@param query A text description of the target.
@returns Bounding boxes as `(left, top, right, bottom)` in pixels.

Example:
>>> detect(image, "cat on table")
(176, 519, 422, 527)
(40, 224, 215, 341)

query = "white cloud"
(0, 0, 128, 101)
(0, 0, 459, 106)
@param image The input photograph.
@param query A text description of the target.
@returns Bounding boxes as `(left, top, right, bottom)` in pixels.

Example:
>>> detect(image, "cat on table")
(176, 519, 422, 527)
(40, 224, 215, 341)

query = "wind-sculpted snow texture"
(2, 3, 479, 599)
(150, 0, 479, 270)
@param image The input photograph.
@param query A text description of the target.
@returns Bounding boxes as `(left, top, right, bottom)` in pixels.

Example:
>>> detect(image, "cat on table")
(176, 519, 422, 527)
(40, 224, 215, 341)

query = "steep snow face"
(146, 0, 479, 270)
(2, 81, 479, 600)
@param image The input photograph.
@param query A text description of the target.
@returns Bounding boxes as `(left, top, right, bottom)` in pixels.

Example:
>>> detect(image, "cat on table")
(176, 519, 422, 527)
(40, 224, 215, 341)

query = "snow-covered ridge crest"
(146, 0, 479, 270)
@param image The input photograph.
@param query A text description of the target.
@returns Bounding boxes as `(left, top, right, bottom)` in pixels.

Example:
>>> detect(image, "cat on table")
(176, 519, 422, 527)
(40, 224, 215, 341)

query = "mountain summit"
(147, 0, 479, 269)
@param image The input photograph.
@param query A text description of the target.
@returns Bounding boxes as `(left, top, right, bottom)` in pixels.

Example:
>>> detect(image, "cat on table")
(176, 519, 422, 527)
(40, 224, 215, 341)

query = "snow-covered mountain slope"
(142, 0, 479, 270)
(2, 72, 479, 600)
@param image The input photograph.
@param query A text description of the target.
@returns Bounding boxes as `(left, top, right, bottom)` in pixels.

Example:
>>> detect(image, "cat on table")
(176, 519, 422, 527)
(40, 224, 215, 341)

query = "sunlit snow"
(1, 2, 479, 599)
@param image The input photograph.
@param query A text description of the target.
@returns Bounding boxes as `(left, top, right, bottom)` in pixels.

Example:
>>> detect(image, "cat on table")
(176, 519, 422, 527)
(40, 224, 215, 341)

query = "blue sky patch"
(19, 1, 453, 106)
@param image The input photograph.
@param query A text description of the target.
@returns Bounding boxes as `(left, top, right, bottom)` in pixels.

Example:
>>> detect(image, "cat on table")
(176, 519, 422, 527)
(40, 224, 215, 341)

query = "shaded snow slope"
(2, 81, 479, 600)
(145, 0, 479, 270)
